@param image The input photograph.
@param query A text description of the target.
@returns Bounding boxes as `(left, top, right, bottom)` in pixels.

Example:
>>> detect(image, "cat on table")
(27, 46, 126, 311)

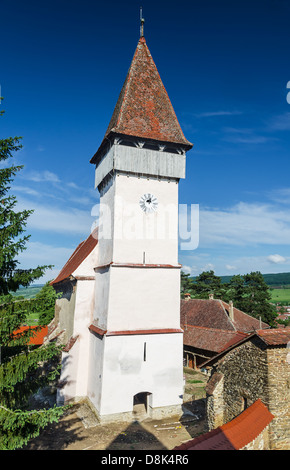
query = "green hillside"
(218, 272, 290, 288)
(261, 272, 290, 287)
(11, 284, 44, 299)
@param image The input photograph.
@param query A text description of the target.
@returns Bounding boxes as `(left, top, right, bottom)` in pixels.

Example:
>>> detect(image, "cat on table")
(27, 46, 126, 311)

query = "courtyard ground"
(24, 368, 208, 451)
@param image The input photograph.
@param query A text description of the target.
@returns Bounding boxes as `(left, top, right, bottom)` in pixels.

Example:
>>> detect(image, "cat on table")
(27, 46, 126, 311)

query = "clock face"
(139, 193, 158, 213)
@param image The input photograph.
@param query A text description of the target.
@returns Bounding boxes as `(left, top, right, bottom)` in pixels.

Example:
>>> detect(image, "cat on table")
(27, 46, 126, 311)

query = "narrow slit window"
(143, 342, 147, 361)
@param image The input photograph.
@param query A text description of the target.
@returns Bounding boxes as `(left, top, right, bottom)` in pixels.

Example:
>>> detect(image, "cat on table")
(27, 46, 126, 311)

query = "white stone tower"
(87, 33, 193, 422)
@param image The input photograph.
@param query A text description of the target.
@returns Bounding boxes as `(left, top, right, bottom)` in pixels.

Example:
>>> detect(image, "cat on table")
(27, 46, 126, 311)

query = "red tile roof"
(13, 325, 48, 345)
(174, 399, 274, 450)
(181, 298, 268, 333)
(183, 324, 248, 353)
(256, 328, 290, 345)
(91, 36, 192, 163)
(181, 298, 268, 354)
(200, 327, 290, 369)
(220, 300, 269, 331)
(181, 299, 235, 331)
(50, 229, 98, 285)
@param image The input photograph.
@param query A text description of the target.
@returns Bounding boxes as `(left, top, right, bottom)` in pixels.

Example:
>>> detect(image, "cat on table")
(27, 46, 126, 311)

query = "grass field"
(270, 288, 290, 304)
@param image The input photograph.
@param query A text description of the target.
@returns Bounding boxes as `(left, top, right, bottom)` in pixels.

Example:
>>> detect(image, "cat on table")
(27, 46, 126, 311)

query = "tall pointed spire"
(91, 27, 192, 163)
(140, 6, 145, 37)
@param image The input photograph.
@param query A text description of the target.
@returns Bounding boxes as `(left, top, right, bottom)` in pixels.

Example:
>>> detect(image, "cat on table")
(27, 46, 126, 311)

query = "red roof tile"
(221, 300, 269, 331)
(181, 298, 269, 355)
(174, 399, 274, 450)
(91, 36, 192, 163)
(181, 298, 268, 333)
(183, 324, 248, 353)
(50, 228, 98, 285)
(181, 299, 235, 331)
(256, 328, 290, 345)
(13, 325, 48, 345)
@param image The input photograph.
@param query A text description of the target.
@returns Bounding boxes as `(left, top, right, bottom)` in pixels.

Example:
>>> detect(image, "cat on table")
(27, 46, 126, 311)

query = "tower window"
(144, 342, 147, 361)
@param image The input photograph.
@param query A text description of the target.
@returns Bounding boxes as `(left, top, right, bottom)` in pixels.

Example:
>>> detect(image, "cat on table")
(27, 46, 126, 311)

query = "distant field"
(11, 285, 43, 299)
(270, 288, 290, 304)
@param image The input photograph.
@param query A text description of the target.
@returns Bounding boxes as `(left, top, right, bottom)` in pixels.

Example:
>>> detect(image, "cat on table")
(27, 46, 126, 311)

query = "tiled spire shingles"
(92, 36, 192, 162)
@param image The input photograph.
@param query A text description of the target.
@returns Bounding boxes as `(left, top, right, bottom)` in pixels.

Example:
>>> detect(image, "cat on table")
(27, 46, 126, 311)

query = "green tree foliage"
(192, 270, 225, 298)
(0, 121, 51, 293)
(0, 281, 64, 451)
(32, 282, 60, 325)
(181, 270, 228, 299)
(180, 271, 194, 296)
(238, 271, 277, 326)
(0, 104, 64, 449)
(226, 274, 246, 305)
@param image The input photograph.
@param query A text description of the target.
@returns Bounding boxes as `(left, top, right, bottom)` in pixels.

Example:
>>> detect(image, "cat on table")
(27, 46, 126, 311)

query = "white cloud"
(202, 263, 215, 271)
(268, 187, 290, 205)
(181, 265, 192, 275)
(222, 135, 271, 144)
(18, 241, 73, 264)
(17, 241, 76, 283)
(23, 170, 60, 183)
(267, 254, 287, 264)
(268, 112, 290, 131)
(221, 126, 273, 144)
(16, 197, 95, 235)
(195, 110, 242, 118)
(199, 202, 290, 247)
(225, 264, 237, 271)
(13, 186, 40, 197)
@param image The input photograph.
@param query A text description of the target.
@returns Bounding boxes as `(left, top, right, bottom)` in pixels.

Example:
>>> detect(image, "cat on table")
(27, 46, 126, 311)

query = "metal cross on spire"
(140, 6, 145, 37)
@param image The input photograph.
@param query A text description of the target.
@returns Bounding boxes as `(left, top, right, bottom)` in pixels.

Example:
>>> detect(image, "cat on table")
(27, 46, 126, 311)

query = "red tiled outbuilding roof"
(256, 328, 290, 345)
(181, 298, 268, 354)
(50, 228, 98, 285)
(183, 324, 248, 354)
(13, 325, 48, 346)
(181, 299, 235, 331)
(174, 399, 274, 450)
(181, 298, 268, 333)
(200, 327, 290, 369)
(91, 36, 192, 163)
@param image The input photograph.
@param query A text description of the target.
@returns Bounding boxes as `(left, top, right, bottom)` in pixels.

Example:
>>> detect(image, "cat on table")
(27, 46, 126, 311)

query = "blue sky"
(1, 0, 290, 283)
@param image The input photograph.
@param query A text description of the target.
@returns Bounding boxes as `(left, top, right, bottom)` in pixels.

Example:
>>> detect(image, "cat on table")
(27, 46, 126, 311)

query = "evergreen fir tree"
(190, 270, 228, 299)
(0, 101, 64, 450)
(241, 271, 277, 326)
(180, 271, 194, 297)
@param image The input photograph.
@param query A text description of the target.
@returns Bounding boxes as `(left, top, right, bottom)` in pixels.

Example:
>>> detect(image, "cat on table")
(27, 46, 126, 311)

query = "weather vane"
(140, 6, 145, 37)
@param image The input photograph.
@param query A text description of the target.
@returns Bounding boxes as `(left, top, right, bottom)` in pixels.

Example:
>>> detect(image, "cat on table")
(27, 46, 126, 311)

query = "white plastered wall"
(106, 266, 181, 331)
(57, 244, 98, 404)
(73, 279, 95, 398)
(113, 173, 179, 265)
(97, 172, 179, 266)
(88, 332, 184, 418)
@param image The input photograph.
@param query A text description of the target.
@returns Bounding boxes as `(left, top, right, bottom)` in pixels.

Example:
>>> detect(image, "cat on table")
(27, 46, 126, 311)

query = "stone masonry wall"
(266, 347, 290, 450)
(206, 338, 268, 426)
(206, 372, 224, 430)
(206, 337, 290, 450)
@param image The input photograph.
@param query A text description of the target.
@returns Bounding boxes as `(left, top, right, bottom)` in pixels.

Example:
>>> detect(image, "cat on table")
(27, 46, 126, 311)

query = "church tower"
(87, 29, 193, 422)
